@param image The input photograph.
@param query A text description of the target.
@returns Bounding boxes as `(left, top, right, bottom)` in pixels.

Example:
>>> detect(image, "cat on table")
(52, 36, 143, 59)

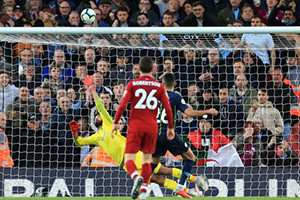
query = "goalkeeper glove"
(70, 120, 79, 135)
(83, 75, 95, 91)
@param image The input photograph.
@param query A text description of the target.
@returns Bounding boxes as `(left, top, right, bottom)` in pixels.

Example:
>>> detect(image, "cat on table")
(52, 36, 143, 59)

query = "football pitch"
(1, 198, 298, 200)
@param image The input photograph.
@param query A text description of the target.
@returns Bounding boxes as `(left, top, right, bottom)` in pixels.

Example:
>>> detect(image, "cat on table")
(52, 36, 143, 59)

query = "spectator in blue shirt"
(42, 49, 74, 83)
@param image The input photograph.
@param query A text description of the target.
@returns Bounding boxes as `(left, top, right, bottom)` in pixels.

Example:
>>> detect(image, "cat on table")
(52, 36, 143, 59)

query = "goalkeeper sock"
(141, 163, 151, 184)
(164, 178, 178, 191)
(172, 168, 196, 182)
(179, 159, 194, 185)
(188, 174, 196, 182)
(125, 160, 138, 180)
(172, 168, 182, 178)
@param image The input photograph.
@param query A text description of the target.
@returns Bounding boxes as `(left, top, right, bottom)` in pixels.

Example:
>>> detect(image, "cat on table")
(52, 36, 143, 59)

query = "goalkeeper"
(70, 75, 205, 197)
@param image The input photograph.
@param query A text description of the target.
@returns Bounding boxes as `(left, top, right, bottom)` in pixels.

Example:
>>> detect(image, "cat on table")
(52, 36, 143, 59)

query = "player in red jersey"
(111, 56, 174, 200)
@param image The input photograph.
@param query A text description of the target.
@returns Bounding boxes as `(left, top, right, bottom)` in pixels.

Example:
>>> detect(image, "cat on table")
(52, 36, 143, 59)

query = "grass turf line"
(3, 197, 299, 200)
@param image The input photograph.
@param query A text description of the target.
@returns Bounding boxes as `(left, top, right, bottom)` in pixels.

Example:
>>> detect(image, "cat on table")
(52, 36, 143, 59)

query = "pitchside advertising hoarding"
(0, 167, 299, 197)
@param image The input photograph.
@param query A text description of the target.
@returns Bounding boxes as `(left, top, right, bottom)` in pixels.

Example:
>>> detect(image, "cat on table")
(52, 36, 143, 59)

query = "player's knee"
(124, 153, 136, 162)
(142, 153, 152, 164)
(156, 164, 172, 175)
(183, 149, 196, 161)
(185, 154, 196, 162)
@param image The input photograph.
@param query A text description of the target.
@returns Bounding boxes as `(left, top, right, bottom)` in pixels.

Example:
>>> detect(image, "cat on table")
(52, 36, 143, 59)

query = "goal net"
(0, 27, 299, 197)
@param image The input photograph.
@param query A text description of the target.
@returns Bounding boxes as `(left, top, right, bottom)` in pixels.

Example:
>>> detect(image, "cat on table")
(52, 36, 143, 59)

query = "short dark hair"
(233, 58, 243, 64)
(163, 10, 174, 18)
(0, 70, 10, 76)
(116, 6, 128, 14)
(163, 72, 175, 88)
(251, 15, 261, 21)
(139, 56, 153, 73)
(98, 58, 109, 64)
(273, 66, 282, 71)
(232, 20, 244, 25)
(75, 62, 87, 69)
(234, 73, 247, 81)
(284, 8, 294, 14)
(192, 1, 205, 9)
(258, 88, 267, 93)
(137, 12, 148, 19)
(112, 80, 125, 87)
(100, 90, 111, 97)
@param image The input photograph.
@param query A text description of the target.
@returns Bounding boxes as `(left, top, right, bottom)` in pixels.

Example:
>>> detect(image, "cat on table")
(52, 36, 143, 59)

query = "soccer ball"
(80, 8, 96, 24)
(34, 187, 48, 197)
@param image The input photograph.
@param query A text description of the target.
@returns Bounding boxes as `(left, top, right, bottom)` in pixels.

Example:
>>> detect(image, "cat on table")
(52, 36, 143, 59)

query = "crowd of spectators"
(0, 0, 299, 28)
(0, 0, 299, 168)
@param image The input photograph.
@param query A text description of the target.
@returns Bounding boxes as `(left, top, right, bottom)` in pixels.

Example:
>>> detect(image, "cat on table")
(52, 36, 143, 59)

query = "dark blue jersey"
(157, 91, 189, 135)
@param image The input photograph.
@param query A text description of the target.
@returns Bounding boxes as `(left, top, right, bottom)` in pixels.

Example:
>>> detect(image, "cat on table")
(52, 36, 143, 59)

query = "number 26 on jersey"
(134, 89, 158, 110)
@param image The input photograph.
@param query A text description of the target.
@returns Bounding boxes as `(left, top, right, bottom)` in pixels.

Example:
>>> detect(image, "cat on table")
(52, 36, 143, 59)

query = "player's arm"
(83, 75, 114, 125)
(184, 107, 218, 117)
(160, 90, 174, 140)
(70, 120, 101, 146)
(176, 92, 218, 117)
(111, 83, 132, 138)
(91, 90, 114, 125)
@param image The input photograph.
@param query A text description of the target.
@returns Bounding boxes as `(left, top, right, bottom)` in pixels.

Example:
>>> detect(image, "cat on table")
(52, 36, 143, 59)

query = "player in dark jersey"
(152, 73, 218, 198)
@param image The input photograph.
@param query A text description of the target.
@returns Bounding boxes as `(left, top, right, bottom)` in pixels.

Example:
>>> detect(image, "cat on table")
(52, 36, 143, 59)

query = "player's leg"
(179, 148, 196, 186)
(155, 164, 196, 183)
(148, 165, 202, 197)
(151, 161, 208, 196)
(137, 153, 152, 200)
(151, 173, 178, 190)
(125, 152, 144, 199)
(151, 164, 180, 191)
(165, 136, 193, 198)
(154, 133, 192, 198)
(140, 153, 152, 188)
(180, 148, 209, 196)
(138, 132, 158, 200)
(135, 153, 179, 193)
(124, 132, 144, 199)
(124, 153, 139, 180)
(125, 131, 142, 180)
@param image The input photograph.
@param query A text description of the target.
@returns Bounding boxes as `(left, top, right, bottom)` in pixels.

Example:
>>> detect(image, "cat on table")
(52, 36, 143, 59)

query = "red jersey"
(114, 75, 173, 133)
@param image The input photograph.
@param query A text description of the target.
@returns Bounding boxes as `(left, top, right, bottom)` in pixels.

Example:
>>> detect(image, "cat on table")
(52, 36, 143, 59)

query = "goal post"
(0, 27, 299, 198)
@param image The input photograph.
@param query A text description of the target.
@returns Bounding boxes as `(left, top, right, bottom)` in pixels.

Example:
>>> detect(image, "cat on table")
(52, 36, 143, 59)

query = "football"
(80, 8, 96, 24)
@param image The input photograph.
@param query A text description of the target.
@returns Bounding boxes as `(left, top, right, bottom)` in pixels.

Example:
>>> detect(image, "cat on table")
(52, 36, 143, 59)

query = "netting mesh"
(0, 32, 299, 197)
(1, 32, 300, 49)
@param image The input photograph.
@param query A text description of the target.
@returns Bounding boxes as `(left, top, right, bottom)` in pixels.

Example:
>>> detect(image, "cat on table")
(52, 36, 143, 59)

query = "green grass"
(0, 198, 298, 200)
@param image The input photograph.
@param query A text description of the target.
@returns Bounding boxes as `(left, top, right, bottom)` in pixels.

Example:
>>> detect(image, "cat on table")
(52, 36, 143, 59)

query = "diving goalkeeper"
(70, 75, 206, 197)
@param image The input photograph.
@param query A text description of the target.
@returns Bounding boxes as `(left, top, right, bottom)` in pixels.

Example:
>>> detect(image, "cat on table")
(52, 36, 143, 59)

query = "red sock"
(141, 163, 151, 184)
(140, 183, 148, 193)
(125, 160, 138, 180)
